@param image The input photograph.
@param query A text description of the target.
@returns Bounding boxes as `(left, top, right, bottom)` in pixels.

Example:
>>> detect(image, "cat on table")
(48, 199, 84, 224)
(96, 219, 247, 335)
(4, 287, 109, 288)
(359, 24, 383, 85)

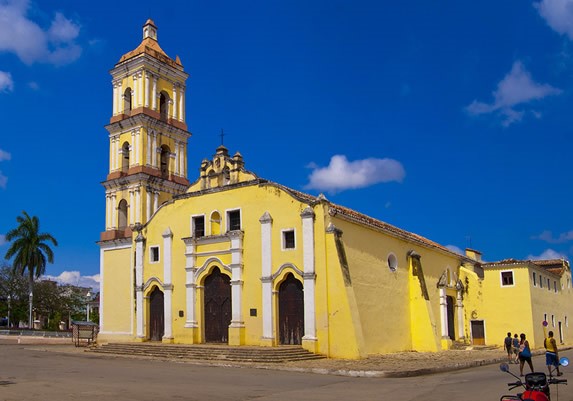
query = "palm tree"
(4, 211, 58, 329)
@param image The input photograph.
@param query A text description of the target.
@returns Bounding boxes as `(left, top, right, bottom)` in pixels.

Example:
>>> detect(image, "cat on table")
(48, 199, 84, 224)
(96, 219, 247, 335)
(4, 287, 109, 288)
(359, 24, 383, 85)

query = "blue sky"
(1, 0, 573, 291)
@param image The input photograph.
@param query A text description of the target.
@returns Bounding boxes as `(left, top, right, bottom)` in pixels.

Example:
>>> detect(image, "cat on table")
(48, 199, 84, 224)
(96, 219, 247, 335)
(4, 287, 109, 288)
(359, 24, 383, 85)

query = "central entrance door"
(204, 267, 231, 343)
(149, 287, 164, 341)
(279, 273, 304, 345)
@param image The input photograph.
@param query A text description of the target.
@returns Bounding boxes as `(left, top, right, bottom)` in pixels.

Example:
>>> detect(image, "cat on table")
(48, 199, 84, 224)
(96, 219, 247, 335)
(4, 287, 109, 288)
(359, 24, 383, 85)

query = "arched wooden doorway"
(204, 267, 231, 343)
(149, 287, 164, 341)
(278, 273, 304, 345)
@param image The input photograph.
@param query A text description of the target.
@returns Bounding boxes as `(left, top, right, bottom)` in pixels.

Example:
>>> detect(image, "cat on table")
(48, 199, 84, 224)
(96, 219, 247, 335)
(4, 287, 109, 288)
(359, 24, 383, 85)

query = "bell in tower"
(100, 20, 191, 242)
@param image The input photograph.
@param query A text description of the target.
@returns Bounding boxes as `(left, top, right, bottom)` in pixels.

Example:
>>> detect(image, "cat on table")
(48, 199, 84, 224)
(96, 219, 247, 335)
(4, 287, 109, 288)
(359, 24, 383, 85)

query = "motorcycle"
(499, 357, 569, 401)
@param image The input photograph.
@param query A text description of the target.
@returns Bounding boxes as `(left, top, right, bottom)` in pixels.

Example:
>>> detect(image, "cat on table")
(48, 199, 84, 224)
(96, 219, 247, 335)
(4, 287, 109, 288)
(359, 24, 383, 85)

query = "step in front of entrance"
(88, 343, 325, 363)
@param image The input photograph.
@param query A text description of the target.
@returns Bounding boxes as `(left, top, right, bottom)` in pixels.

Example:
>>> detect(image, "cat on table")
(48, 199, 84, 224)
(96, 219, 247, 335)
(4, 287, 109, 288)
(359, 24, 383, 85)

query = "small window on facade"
(283, 230, 295, 250)
(554, 281, 557, 292)
(547, 278, 551, 290)
(540, 276, 543, 288)
(552, 315, 555, 327)
(388, 253, 398, 272)
(193, 216, 205, 238)
(533, 272, 537, 287)
(228, 210, 241, 231)
(150, 246, 159, 263)
(544, 313, 548, 323)
(501, 271, 514, 286)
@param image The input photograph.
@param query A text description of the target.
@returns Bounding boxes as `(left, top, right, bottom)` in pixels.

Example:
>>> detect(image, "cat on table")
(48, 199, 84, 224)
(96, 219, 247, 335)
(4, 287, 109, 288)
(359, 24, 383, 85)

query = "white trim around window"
(500, 270, 515, 287)
(149, 245, 160, 263)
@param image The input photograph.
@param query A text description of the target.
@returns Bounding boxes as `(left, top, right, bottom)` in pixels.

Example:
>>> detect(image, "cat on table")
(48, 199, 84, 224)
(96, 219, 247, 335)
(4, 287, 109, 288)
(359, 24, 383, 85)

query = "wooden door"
(446, 296, 455, 340)
(279, 273, 304, 345)
(471, 320, 485, 345)
(204, 267, 231, 343)
(149, 287, 164, 341)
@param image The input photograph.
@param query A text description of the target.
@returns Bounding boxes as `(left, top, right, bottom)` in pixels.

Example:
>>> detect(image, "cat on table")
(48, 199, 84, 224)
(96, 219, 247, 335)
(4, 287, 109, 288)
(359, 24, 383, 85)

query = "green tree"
(4, 211, 58, 328)
(0, 264, 29, 328)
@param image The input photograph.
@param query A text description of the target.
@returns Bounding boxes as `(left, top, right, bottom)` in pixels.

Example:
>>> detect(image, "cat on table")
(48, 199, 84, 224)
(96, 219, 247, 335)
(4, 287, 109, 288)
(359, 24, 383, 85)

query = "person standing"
(504, 332, 513, 363)
(512, 334, 520, 364)
(544, 331, 562, 376)
(518, 333, 534, 376)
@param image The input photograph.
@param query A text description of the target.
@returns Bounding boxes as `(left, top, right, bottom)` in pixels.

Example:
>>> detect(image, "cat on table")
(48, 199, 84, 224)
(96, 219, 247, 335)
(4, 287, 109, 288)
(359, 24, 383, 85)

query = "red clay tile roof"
(482, 258, 569, 276)
(117, 37, 183, 70)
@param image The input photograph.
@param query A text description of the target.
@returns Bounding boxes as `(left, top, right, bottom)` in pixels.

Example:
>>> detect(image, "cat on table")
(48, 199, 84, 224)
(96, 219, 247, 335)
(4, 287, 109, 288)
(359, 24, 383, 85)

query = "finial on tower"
(143, 19, 157, 40)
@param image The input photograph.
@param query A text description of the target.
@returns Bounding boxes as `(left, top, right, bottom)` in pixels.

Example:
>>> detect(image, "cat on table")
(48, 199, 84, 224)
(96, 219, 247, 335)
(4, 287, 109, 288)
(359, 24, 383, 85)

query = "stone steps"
(88, 342, 325, 363)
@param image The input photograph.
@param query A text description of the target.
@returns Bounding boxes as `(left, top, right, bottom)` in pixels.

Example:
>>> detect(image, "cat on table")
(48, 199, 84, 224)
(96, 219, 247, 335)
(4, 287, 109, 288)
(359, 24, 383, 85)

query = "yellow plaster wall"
(481, 267, 534, 347)
(100, 247, 133, 340)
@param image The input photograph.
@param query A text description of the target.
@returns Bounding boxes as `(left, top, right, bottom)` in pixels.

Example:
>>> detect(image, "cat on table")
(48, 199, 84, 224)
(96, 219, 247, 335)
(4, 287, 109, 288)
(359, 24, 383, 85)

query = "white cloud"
(0, 148, 11, 161)
(527, 248, 568, 260)
(0, 1, 82, 66)
(446, 245, 464, 255)
(43, 270, 100, 291)
(0, 234, 6, 246)
(465, 61, 561, 126)
(0, 171, 6, 189)
(0, 71, 13, 93)
(532, 229, 573, 243)
(536, 0, 573, 40)
(304, 155, 405, 193)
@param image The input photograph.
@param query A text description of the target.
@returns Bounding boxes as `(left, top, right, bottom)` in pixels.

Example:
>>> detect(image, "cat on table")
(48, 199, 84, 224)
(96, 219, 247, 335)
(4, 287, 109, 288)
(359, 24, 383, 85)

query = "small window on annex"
(282, 230, 295, 250)
(387, 253, 398, 272)
(540, 275, 544, 288)
(532, 272, 537, 287)
(554, 281, 557, 293)
(227, 209, 241, 231)
(192, 216, 205, 238)
(501, 271, 514, 286)
(150, 246, 160, 263)
(547, 278, 551, 291)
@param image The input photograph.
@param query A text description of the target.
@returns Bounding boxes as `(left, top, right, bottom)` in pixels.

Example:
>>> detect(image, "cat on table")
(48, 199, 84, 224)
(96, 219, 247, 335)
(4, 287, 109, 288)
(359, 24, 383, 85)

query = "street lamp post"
(29, 292, 33, 329)
(86, 291, 91, 322)
(7, 295, 10, 328)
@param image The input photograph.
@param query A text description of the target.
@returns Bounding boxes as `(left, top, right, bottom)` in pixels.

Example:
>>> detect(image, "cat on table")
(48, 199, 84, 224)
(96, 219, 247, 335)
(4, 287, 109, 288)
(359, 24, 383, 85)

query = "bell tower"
(101, 20, 191, 241)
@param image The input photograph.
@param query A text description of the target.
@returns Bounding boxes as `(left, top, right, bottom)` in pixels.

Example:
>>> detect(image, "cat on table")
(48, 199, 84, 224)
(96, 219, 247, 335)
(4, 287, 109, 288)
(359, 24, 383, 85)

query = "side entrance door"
(279, 273, 304, 345)
(204, 267, 231, 343)
(471, 320, 486, 345)
(149, 287, 164, 341)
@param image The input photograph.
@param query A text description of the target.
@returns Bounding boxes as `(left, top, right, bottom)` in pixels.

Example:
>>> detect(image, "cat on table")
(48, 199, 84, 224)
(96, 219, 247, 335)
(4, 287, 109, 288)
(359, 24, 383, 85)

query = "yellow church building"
(98, 20, 573, 358)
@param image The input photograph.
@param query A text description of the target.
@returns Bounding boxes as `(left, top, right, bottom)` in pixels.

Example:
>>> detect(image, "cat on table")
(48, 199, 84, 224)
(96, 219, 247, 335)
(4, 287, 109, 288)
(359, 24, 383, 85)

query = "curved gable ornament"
(143, 276, 165, 292)
(271, 263, 304, 281)
(195, 256, 232, 278)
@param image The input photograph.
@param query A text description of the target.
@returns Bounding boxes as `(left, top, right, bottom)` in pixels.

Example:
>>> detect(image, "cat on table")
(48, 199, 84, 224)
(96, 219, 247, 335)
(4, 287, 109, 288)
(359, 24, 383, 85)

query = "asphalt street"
(0, 344, 571, 401)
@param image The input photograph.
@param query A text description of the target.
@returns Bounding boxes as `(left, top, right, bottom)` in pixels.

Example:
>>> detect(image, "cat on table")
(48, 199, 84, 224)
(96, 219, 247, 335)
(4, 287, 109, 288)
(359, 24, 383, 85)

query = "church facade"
(98, 21, 572, 358)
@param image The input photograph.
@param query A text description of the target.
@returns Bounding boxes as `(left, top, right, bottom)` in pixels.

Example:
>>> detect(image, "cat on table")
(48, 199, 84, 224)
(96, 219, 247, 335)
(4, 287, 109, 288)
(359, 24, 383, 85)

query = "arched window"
(118, 199, 128, 229)
(210, 211, 221, 235)
(160, 145, 170, 178)
(159, 92, 169, 120)
(121, 142, 130, 172)
(123, 88, 132, 113)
